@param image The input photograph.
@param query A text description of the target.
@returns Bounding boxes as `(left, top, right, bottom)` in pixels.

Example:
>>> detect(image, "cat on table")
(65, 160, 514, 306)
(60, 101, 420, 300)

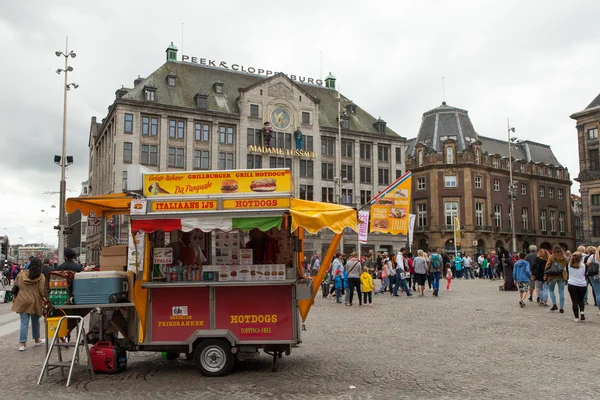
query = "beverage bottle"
(61, 290, 66, 305)
(49, 290, 55, 304)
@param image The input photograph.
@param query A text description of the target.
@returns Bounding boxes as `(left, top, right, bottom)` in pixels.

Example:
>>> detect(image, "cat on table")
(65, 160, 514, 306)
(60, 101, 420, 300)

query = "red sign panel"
(151, 287, 210, 341)
(215, 285, 293, 341)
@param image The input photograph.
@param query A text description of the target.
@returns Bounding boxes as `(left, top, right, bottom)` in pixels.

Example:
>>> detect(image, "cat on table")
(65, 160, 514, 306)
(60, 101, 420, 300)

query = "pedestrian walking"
(12, 258, 47, 351)
(525, 245, 538, 302)
(413, 250, 428, 296)
(513, 252, 531, 308)
(480, 254, 489, 280)
(586, 247, 600, 314)
(545, 245, 568, 313)
(567, 252, 587, 321)
(378, 256, 390, 294)
(463, 253, 474, 279)
(446, 267, 453, 291)
(393, 251, 412, 297)
(533, 249, 550, 307)
(345, 252, 362, 306)
(429, 248, 443, 296)
(360, 266, 374, 306)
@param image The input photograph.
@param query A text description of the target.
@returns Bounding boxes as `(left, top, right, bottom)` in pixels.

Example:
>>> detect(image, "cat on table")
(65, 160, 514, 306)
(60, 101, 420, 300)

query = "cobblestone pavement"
(1, 278, 600, 399)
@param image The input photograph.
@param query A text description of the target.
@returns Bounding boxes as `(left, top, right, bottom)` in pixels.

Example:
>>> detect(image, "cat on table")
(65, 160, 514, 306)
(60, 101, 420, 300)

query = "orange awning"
(65, 193, 132, 217)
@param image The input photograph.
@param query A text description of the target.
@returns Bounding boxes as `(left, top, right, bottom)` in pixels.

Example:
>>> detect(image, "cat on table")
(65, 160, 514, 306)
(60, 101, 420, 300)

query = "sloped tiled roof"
(121, 61, 401, 137)
(586, 92, 600, 110)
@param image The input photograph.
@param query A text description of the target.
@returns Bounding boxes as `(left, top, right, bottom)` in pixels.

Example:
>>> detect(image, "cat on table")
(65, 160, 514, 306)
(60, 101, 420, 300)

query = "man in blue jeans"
(429, 248, 443, 296)
(393, 250, 412, 297)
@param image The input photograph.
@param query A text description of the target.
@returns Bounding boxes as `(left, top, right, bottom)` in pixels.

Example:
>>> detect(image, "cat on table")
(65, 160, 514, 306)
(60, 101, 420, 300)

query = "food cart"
(60, 168, 357, 377)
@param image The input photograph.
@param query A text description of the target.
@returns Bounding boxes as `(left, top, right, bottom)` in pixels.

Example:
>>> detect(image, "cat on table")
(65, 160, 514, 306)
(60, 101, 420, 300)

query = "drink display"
(49, 275, 70, 306)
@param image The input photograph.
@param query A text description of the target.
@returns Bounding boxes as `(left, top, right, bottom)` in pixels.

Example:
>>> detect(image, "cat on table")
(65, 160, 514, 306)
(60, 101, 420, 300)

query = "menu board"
(215, 231, 242, 264)
(215, 264, 287, 282)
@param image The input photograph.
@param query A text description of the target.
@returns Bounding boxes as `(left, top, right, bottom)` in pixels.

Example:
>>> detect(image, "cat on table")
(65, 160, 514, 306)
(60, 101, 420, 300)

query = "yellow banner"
(143, 169, 292, 197)
(151, 200, 217, 212)
(369, 176, 412, 235)
(223, 198, 291, 210)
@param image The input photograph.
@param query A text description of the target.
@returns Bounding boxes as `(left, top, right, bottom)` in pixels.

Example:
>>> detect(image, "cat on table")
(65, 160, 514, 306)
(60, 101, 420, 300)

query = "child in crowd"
(334, 270, 343, 304)
(446, 267, 453, 291)
(360, 266, 374, 306)
(513, 252, 531, 308)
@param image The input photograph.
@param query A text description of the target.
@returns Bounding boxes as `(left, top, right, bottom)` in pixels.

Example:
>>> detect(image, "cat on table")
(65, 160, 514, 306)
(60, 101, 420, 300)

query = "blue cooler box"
(73, 271, 128, 305)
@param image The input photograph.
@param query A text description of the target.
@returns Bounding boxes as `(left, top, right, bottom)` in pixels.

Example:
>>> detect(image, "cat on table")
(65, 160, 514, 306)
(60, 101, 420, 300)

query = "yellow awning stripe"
(289, 198, 358, 234)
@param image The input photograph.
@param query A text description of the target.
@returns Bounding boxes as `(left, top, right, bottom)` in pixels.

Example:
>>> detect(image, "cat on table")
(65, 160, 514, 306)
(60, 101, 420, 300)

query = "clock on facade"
(270, 107, 291, 130)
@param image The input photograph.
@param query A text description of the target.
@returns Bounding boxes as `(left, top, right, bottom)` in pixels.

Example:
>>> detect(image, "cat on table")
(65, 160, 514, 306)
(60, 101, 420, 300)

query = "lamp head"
(66, 66, 73, 72)
(55, 51, 63, 57)
(55, 69, 62, 75)
(509, 127, 516, 133)
(69, 51, 76, 58)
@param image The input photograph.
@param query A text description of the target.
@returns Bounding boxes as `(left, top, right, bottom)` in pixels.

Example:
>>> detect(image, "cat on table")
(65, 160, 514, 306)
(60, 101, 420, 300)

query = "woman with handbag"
(533, 249, 550, 307)
(586, 247, 600, 314)
(545, 245, 569, 313)
(11, 257, 47, 351)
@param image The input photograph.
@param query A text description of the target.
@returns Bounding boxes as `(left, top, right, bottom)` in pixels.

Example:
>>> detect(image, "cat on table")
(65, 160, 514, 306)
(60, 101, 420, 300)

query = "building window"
(141, 144, 158, 166)
(556, 170, 561, 178)
(167, 76, 176, 87)
(446, 147, 454, 164)
(547, 168, 552, 177)
(396, 170, 403, 179)
(475, 176, 482, 189)
(417, 203, 427, 227)
(269, 157, 292, 169)
(492, 179, 499, 191)
(475, 202, 483, 226)
(549, 187, 554, 199)
(124, 113, 133, 133)
(418, 150, 424, 167)
(360, 190, 372, 205)
(360, 166, 372, 184)
(340, 117, 350, 129)
(396, 147, 402, 164)
(277, 132, 290, 149)
(123, 142, 132, 163)
(168, 147, 184, 168)
(299, 185, 313, 201)
(303, 135, 314, 152)
(445, 175, 457, 188)
(250, 104, 259, 118)
(168, 119, 185, 139)
(540, 209, 547, 232)
(341, 164, 353, 182)
(322, 187, 334, 203)
(299, 160, 313, 178)
(559, 211, 565, 233)
(519, 163, 525, 173)
(417, 177, 426, 190)
(144, 89, 155, 102)
(445, 202, 459, 226)
(247, 128, 262, 146)
(521, 184, 527, 195)
(590, 149, 600, 170)
(492, 158, 499, 168)
(522, 208, 529, 230)
(341, 188, 353, 205)
(195, 123, 210, 142)
(321, 137, 335, 156)
(142, 116, 159, 136)
(219, 126, 235, 144)
(549, 210, 556, 232)
(321, 162, 334, 180)
(539, 186, 545, 197)
(538, 167, 544, 176)
(360, 143, 372, 160)
(195, 150, 210, 170)
(494, 205, 502, 228)
(475, 149, 480, 164)
(558, 189, 564, 200)
(246, 154, 262, 169)
(592, 194, 600, 205)
(341, 140, 353, 157)
(593, 217, 600, 237)
(122, 171, 127, 191)
(302, 112, 310, 125)
(218, 152, 235, 169)
(588, 128, 598, 139)
(378, 168, 390, 185)
(378, 145, 389, 162)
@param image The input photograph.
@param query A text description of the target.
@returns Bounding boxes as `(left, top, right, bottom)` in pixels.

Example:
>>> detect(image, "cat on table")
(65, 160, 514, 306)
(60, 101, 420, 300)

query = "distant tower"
(325, 72, 336, 90)
(166, 42, 178, 62)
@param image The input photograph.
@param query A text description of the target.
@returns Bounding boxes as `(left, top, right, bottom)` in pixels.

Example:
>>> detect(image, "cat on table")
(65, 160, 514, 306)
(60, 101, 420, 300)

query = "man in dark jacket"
(56, 248, 83, 272)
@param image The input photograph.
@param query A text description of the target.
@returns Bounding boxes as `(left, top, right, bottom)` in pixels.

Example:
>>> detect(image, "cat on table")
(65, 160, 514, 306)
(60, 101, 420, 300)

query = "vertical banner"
(128, 224, 145, 273)
(408, 214, 416, 249)
(454, 216, 461, 246)
(358, 211, 370, 244)
(369, 172, 412, 235)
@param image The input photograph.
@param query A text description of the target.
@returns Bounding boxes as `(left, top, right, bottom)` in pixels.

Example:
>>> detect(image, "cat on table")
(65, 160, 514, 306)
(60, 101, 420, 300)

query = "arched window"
(418, 150, 423, 167)
(446, 147, 453, 164)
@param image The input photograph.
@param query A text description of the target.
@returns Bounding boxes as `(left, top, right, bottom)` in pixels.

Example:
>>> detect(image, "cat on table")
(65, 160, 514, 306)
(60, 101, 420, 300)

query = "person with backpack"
(393, 249, 412, 297)
(545, 245, 568, 313)
(429, 248, 443, 296)
(345, 252, 362, 306)
(585, 247, 600, 314)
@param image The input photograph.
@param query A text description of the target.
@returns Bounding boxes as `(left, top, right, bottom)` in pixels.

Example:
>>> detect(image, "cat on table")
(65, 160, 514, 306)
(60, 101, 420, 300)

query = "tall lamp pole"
(507, 120, 517, 254)
(336, 90, 344, 255)
(55, 37, 78, 264)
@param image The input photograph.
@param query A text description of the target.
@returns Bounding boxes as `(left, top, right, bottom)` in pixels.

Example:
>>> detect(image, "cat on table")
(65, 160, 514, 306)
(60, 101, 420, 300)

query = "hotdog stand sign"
(59, 168, 357, 379)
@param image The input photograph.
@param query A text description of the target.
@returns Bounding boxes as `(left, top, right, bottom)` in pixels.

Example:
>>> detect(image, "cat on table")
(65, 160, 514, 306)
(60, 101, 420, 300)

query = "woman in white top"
(567, 252, 587, 322)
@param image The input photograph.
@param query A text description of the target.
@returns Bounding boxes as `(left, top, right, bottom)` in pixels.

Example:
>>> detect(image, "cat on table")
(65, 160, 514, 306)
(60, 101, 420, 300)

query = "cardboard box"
(102, 246, 128, 257)
(100, 255, 127, 272)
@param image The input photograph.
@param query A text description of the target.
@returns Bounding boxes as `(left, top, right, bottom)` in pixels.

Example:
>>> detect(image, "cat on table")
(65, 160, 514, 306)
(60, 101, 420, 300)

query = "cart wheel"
(166, 352, 180, 360)
(194, 339, 234, 377)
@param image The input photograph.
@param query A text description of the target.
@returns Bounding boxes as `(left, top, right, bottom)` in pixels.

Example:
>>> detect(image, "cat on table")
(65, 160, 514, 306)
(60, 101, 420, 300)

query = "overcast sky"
(1, 0, 598, 246)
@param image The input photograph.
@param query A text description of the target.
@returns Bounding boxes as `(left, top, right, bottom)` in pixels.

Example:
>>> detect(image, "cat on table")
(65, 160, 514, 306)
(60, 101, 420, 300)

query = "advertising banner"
(215, 285, 293, 341)
(153, 248, 173, 265)
(369, 172, 412, 235)
(358, 211, 370, 244)
(151, 287, 210, 341)
(143, 169, 292, 197)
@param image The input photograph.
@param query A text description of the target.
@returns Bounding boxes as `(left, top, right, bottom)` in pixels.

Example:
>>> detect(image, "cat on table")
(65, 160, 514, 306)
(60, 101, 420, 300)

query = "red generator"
(89, 342, 127, 374)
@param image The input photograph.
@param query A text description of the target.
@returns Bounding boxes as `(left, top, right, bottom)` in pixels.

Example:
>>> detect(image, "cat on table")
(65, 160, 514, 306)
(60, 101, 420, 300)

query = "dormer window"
(418, 150, 424, 167)
(194, 92, 208, 109)
(340, 115, 350, 129)
(520, 163, 525, 173)
(492, 158, 499, 168)
(373, 117, 387, 133)
(446, 146, 454, 164)
(475, 148, 480, 164)
(213, 81, 224, 94)
(166, 74, 176, 87)
(144, 86, 156, 102)
(346, 103, 357, 114)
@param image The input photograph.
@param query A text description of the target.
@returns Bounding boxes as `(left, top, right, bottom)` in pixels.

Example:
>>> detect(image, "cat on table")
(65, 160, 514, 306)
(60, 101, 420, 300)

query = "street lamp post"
(55, 37, 77, 264)
(507, 121, 517, 254)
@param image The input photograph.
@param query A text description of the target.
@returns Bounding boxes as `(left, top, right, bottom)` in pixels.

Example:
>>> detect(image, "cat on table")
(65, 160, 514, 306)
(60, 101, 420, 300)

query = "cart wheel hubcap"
(201, 346, 226, 373)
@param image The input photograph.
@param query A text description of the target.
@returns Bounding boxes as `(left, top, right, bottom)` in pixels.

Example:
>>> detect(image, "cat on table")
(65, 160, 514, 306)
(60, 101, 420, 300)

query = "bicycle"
(1, 269, 10, 289)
